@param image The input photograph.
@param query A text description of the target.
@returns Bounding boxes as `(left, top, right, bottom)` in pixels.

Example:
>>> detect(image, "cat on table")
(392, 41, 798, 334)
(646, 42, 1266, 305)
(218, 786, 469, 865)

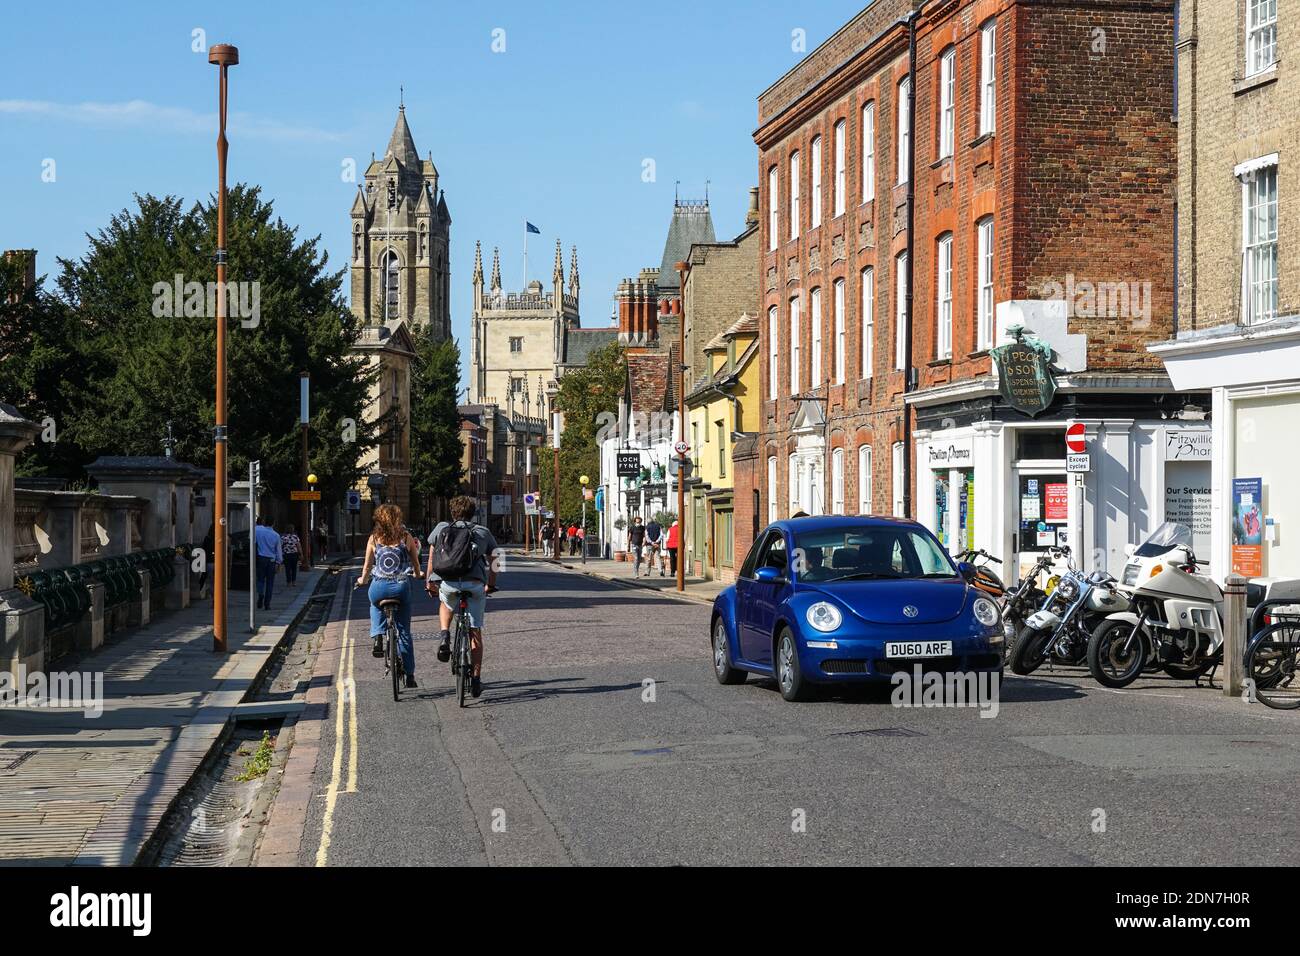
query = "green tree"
(54, 187, 390, 497)
(0, 252, 82, 476)
(539, 341, 625, 531)
(410, 333, 465, 520)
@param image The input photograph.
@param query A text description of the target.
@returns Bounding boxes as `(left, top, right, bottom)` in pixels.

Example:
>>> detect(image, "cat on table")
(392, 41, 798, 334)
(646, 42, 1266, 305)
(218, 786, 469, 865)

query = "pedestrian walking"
(577, 525, 586, 558)
(666, 518, 680, 576)
(281, 524, 301, 587)
(628, 515, 647, 577)
(645, 516, 665, 577)
(316, 521, 329, 564)
(540, 518, 554, 557)
(567, 522, 580, 556)
(254, 514, 283, 610)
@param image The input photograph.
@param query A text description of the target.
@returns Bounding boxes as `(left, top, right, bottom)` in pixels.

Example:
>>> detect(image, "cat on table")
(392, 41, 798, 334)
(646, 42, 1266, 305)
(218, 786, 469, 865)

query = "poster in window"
(1231, 477, 1264, 577)
(1044, 483, 1069, 522)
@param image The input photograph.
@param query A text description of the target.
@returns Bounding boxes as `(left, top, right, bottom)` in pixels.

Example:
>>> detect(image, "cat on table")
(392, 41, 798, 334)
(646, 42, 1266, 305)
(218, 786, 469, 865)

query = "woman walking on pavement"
(280, 524, 301, 587)
(665, 518, 680, 577)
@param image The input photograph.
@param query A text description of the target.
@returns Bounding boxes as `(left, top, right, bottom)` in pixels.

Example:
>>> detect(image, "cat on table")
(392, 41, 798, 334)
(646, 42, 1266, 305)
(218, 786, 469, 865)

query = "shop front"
(1152, 318, 1300, 581)
(911, 377, 1211, 582)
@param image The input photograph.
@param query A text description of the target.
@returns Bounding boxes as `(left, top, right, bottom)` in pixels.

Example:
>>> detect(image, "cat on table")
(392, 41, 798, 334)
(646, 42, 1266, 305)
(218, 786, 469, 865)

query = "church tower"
(350, 105, 451, 339)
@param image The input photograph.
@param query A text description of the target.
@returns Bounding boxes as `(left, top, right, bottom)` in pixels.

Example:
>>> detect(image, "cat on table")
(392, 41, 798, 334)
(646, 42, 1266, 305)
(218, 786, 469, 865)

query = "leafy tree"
(54, 186, 391, 499)
(410, 333, 465, 520)
(539, 341, 625, 532)
(0, 252, 83, 476)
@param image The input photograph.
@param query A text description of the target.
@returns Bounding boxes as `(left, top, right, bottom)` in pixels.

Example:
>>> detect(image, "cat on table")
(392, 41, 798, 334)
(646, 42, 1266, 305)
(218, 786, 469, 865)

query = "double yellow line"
(315, 574, 359, 867)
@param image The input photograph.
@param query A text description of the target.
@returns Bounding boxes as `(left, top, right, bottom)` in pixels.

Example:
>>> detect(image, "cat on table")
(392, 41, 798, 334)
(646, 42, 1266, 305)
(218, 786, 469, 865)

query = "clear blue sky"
(1, 0, 864, 357)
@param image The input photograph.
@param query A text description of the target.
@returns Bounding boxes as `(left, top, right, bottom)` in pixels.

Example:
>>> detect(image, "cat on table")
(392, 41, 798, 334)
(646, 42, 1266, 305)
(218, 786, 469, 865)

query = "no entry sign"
(1066, 421, 1087, 454)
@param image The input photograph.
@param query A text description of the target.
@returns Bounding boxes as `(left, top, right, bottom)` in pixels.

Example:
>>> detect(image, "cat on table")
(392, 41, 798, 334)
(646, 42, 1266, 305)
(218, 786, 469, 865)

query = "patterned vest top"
(373, 539, 411, 579)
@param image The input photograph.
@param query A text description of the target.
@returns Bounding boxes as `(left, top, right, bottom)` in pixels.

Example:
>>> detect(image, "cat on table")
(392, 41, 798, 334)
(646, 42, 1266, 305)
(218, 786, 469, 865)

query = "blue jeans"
(369, 577, 414, 674)
(256, 556, 277, 605)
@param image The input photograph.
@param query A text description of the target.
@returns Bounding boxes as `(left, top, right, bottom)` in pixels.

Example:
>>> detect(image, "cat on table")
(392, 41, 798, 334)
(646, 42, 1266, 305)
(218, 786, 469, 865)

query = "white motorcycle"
(1089, 551, 1224, 687)
(1117, 521, 1198, 591)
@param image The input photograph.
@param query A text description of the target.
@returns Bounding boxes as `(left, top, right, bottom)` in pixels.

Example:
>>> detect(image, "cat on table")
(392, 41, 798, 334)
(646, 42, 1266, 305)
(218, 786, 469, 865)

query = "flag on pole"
(525, 222, 541, 234)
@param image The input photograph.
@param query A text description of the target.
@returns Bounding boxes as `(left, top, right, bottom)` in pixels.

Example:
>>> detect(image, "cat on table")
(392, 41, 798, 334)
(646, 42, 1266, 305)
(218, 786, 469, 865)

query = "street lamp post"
(209, 42, 238, 653)
(579, 474, 590, 565)
(675, 260, 689, 593)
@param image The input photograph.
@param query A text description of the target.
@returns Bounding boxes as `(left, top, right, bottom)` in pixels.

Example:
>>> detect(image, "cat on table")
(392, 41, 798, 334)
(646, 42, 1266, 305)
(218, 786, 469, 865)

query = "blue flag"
(525, 221, 541, 234)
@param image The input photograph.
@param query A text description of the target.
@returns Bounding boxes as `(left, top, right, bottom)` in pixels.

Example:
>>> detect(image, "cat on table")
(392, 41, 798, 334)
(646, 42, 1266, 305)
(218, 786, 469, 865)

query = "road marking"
(315, 576, 356, 867)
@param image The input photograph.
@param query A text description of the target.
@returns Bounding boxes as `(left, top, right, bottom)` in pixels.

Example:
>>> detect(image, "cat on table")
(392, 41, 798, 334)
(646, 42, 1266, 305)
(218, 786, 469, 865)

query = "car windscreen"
(1133, 521, 1193, 558)
(792, 526, 957, 582)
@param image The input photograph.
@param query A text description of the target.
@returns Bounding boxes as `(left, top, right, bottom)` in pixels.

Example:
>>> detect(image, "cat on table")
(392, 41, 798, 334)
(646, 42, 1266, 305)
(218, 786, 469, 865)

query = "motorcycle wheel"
(1009, 624, 1051, 676)
(1088, 619, 1146, 688)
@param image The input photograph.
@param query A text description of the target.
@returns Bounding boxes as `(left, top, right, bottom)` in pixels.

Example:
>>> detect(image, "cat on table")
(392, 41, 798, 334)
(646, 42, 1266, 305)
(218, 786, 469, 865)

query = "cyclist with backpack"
(426, 495, 500, 699)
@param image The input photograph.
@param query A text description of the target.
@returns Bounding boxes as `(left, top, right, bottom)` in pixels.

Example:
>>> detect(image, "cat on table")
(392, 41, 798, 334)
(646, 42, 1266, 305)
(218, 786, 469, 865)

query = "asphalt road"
(298, 557, 1300, 866)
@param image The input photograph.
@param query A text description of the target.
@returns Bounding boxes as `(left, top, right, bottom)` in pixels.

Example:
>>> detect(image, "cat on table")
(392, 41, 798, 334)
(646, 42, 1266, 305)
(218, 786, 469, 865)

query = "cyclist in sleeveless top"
(356, 503, 424, 687)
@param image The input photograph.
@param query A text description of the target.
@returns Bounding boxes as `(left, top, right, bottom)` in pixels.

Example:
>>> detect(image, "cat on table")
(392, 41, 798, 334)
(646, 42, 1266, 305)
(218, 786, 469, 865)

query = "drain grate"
(831, 728, 925, 739)
(0, 750, 36, 773)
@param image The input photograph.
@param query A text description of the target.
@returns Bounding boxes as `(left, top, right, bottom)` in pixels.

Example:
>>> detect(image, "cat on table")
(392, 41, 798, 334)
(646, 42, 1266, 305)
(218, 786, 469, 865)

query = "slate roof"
(658, 202, 716, 291)
(561, 327, 619, 367)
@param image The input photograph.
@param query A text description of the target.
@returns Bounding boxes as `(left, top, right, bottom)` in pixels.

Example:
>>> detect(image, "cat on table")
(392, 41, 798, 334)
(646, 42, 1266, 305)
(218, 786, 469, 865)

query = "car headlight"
(806, 601, 842, 632)
(973, 597, 1001, 628)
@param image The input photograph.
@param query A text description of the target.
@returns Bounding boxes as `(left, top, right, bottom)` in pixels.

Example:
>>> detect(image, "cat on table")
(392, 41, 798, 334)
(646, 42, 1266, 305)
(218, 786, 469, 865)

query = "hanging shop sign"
(616, 452, 641, 478)
(991, 328, 1057, 417)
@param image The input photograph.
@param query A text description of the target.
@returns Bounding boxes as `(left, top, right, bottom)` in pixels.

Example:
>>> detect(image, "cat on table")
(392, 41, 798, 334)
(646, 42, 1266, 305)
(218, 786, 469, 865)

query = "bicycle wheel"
(388, 616, 401, 702)
(456, 623, 469, 708)
(1246, 621, 1300, 710)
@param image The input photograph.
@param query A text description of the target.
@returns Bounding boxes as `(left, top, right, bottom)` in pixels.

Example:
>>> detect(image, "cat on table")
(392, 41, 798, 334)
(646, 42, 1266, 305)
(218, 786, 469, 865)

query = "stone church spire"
(473, 240, 484, 286)
(552, 238, 564, 285)
(490, 246, 502, 292)
(385, 104, 420, 170)
(569, 245, 580, 298)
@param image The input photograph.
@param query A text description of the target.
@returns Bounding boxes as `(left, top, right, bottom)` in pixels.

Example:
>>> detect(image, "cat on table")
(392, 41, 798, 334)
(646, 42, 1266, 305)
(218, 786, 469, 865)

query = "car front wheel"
(775, 628, 815, 702)
(712, 616, 748, 685)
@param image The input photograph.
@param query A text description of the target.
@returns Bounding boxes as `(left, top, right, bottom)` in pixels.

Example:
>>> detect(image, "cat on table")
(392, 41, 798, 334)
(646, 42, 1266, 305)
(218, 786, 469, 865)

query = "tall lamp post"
(209, 42, 238, 653)
(675, 260, 689, 592)
(579, 474, 590, 565)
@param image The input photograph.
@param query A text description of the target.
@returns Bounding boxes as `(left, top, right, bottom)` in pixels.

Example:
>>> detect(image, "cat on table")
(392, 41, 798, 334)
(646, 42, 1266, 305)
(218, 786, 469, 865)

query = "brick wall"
(1179, 0, 1298, 330)
(749, 0, 1177, 527)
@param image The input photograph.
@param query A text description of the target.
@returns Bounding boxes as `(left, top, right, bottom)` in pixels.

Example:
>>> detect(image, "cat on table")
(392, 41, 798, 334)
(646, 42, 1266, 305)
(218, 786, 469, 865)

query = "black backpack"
(432, 522, 477, 578)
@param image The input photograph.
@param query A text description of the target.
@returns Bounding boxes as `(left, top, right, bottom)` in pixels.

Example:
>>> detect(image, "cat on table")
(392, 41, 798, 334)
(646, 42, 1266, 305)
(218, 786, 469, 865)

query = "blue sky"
(1, 0, 864, 356)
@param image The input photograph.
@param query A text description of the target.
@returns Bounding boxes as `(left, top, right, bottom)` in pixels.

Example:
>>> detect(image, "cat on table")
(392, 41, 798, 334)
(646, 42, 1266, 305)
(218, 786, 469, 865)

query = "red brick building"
(747, 0, 1206, 579)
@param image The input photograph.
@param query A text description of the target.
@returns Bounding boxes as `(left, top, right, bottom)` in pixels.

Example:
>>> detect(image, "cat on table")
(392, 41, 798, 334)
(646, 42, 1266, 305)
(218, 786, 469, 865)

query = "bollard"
(1222, 573, 1247, 698)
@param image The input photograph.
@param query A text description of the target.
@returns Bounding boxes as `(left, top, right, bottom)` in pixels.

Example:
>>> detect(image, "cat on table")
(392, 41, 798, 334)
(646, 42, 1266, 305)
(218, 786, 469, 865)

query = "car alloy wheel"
(778, 634, 795, 694)
(713, 619, 727, 676)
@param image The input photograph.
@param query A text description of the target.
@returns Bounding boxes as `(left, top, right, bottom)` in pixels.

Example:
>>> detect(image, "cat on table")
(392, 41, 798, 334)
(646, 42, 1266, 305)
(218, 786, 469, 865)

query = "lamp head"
(208, 43, 240, 67)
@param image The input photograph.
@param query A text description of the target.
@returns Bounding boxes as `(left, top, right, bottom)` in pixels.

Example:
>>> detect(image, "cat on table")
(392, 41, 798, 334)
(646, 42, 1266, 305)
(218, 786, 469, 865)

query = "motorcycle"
(1118, 521, 1198, 591)
(1010, 551, 1130, 675)
(1088, 550, 1222, 687)
(954, 548, 1005, 596)
(998, 548, 1061, 661)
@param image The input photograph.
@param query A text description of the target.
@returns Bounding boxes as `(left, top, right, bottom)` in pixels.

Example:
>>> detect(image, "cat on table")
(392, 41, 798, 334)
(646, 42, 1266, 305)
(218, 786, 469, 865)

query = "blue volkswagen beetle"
(710, 516, 1005, 701)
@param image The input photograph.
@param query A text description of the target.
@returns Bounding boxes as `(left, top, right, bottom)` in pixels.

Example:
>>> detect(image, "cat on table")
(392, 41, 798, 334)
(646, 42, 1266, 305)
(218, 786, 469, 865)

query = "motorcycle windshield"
(1133, 521, 1193, 558)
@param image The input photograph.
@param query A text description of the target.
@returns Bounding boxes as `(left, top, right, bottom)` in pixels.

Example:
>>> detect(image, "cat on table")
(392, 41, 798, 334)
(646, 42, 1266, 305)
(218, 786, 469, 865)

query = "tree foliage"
(41, 186, 388, 498)
(410, 332, 465, 517)
(539, 341, 625, 530)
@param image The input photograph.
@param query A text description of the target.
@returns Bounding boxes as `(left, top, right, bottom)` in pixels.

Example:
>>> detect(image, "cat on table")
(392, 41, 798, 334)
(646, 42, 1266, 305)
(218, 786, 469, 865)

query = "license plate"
(885, 640, 952, 659)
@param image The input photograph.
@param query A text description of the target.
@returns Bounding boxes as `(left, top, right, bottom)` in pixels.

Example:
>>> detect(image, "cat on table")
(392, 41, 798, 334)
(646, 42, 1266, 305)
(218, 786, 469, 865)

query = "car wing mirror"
(755, 566, 784, 583)
(957, 561, 976, 582)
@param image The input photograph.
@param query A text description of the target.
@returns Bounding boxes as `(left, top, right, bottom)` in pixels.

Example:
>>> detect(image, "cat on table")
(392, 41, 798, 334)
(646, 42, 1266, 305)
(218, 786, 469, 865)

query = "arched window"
(384, 251, 399, 317)
(832, 448, 845, 514)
